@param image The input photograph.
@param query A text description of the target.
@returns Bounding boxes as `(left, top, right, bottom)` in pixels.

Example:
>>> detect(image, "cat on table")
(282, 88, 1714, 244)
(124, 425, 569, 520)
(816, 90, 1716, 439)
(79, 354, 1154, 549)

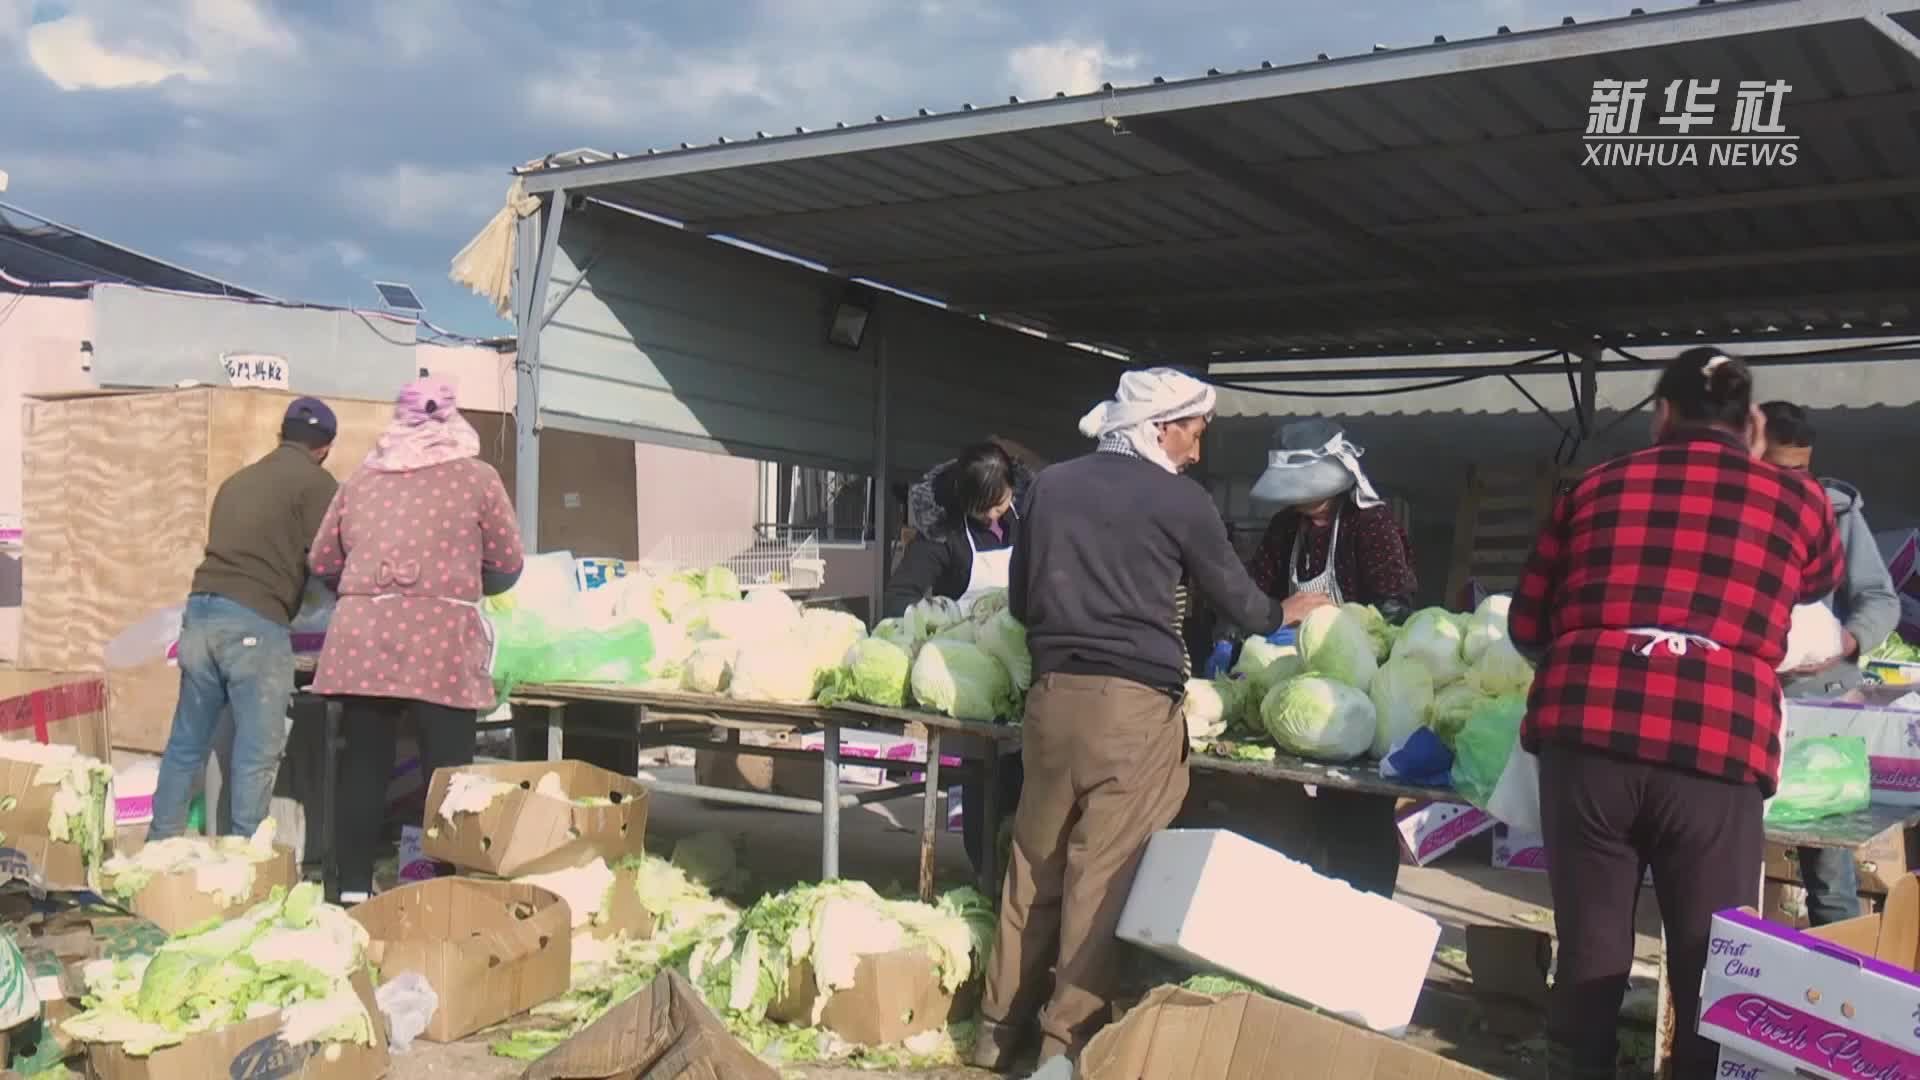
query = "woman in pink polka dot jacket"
(308, 376, 526, 903)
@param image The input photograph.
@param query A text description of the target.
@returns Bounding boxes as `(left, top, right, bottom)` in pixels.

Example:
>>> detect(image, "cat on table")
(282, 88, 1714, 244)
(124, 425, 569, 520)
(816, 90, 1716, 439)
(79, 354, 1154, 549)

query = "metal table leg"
(321, 698, 341, 902)
(821, 726, 842, 881)
(979, 747, 1004, 896)
(918, 731, 943, 903)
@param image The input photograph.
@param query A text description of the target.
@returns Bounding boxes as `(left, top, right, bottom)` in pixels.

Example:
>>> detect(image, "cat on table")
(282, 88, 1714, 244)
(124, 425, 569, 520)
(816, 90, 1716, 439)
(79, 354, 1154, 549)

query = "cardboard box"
(767, 950, 957, 1046)
(109, 751, 160, 832)
(79, 968, 389, 1080)
(104, 844, 298, 934)
(1698, 873, 1920, 1077)
(1116, 829, 1440, 1034)
(1764, 822, 1913, 895)
(1879, 528, 1920, 641)
(514, 969, 776, 1080)
(692, 732, 817, 803)
(0, 672, 110, 761)
(1783, 698, 1920, 806)
(394, 825, 448, 886)
(1079, 986, 1499, 1080)
(1491, 824, 1653, 883)
(1394, 800, 1493, 867)
(0, 751, 109, 892)
(422, 761, 648, 877)
(1715, 1046, 1798, 1079)
(351, 878, 572, 1044)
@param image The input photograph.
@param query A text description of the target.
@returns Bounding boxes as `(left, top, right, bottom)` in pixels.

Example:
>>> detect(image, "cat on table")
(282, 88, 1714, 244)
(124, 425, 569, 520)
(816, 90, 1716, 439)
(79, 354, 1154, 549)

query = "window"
(759, 463, 873, 546)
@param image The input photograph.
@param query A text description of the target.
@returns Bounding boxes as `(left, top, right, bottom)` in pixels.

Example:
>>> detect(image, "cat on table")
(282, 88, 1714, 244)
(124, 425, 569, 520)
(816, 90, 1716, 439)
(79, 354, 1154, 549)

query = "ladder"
(1444, 463, 1567, 607)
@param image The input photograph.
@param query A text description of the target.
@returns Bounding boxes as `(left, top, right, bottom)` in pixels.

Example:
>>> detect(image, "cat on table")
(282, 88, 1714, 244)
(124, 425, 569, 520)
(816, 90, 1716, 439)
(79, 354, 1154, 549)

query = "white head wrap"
(1078, 368, 1218, 474)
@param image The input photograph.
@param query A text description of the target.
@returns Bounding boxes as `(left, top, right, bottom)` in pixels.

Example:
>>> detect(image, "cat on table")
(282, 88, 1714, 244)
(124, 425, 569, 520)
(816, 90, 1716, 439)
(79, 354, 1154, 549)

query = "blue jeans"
(1798, 846, 1862, 926)
(149, 594, 295, 841)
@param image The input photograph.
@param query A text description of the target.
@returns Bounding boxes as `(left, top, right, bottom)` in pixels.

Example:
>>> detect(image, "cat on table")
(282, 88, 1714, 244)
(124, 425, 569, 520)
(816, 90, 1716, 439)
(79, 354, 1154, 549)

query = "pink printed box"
(1783, 698, 1920, 807)
(1492, 824, 1653, 884)
(1393, 801, 1492, 867)
(1699, 875, 1920, 1080)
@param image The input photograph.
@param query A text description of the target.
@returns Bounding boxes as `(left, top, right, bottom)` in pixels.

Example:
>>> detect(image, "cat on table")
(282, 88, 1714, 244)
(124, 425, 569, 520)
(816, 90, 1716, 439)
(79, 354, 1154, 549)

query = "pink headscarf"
(364, 377, 481, 473)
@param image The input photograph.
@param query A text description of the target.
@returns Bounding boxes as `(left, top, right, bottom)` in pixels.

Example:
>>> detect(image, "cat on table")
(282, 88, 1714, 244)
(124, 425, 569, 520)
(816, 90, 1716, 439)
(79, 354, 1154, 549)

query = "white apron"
(1289, 507, 1345, 604)
(957, 515, 1016, 616)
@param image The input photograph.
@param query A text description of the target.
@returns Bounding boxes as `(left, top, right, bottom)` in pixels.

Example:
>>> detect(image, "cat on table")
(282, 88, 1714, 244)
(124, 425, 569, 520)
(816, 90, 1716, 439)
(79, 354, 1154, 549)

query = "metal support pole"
(822, 726, 843, 880)
(980, 747, 1004, 895)
(872, 337, 891, 618)
(321, 699, 341, 901)
(1578, 346, 1603, 436)
(918, 730, 943, 903)
(512, 190, 568, 551)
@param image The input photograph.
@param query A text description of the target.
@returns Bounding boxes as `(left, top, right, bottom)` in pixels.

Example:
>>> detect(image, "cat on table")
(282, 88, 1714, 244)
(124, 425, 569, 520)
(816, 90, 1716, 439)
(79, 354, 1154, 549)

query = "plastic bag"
(375, 971, 438, 1054)
(1766, 736, 1870, 827)
(1486, 743, 1542, 835)
(489, 612, 655, 702)
(104, 607, 183, 669)
(1449, 697, 1526, 809)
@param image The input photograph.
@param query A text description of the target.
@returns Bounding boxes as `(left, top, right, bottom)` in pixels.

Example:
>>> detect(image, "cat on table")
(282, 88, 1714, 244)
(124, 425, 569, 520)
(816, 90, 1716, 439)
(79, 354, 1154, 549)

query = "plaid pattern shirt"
(1509, 428, 1845, 793)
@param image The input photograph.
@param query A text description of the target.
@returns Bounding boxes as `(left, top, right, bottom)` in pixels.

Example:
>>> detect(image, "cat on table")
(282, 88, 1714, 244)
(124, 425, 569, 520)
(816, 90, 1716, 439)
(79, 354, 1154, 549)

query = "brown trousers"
(981, 672, 1189, 1060)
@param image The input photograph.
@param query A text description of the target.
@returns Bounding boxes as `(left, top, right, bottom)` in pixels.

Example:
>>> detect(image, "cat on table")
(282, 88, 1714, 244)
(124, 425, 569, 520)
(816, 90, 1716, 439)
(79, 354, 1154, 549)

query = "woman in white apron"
(886, 442, 1029, 874)
(1243, 419, 1418, 898)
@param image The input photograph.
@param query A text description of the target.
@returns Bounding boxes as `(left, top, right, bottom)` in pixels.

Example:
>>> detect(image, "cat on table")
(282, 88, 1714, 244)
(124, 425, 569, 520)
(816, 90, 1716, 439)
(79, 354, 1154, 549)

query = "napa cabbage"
(1339, 603, 1394, 661)
(816, 637, 913, 708)
(1233, 637, 1305, 697)
(1299, 606, 1379, 690)
(910, 641, 1015, 723)
(1368, 657, 1434, 758)
(974, 610, 1032, 693)
(727, 633, 822, 704)
(1462, 594, 1512, 664)
(1260, 676, 1376, 762)
(1390, 608, 1469, 686)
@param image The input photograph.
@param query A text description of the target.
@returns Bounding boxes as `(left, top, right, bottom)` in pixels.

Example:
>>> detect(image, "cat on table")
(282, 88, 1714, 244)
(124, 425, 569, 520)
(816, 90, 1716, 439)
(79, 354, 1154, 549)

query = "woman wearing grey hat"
(1246, 418, 1417, 898)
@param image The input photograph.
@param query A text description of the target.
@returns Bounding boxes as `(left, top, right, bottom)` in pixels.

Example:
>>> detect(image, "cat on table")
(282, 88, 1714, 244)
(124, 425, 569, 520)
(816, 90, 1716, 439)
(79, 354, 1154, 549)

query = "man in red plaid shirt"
(1509, 348, 1844, 1080)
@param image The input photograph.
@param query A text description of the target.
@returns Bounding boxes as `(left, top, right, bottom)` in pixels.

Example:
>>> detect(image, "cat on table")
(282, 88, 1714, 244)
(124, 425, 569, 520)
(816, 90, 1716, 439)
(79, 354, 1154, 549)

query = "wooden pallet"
(1444, 463, 1567, 606)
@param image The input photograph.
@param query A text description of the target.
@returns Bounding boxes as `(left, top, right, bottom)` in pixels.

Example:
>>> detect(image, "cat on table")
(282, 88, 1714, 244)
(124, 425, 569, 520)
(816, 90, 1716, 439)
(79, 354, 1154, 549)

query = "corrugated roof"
(0, 200, 266, 299)
(510, 0, 1920, 361)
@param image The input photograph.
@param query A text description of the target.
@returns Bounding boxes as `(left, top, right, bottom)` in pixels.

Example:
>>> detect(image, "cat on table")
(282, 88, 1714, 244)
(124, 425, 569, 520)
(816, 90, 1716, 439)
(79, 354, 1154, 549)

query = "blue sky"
(0, 0, 1631, 337)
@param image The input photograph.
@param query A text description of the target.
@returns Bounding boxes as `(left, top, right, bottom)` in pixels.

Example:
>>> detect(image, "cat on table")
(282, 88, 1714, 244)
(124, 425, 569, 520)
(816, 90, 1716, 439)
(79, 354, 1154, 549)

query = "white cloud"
(526, 50, 775, 131)
(183, 235, 364, 282)
(338, 163, 507, 234)
(1005, 40, 1140, 99)
(25, 0, 293, 91)
(27, 16, 207, 90)
(1, 145, 267, 194)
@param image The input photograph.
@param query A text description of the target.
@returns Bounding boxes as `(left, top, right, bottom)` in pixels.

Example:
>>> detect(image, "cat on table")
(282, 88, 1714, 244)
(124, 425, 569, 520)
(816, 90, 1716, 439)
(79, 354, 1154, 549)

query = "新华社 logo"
(1583, 78, 1797, 167)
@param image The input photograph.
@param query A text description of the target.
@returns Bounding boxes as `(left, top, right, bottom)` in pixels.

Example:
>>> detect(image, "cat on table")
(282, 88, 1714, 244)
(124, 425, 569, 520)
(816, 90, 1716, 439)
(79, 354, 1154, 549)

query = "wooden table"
(300, 681, 1021, 904)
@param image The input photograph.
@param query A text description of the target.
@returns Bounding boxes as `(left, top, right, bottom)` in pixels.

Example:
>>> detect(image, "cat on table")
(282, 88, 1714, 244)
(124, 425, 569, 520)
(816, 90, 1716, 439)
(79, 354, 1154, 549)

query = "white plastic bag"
(104, 606, 184, 669)
(375, 972, 439, 1054)
(1485, 743, 1542, 836)
(1779, 603, 1846, 672)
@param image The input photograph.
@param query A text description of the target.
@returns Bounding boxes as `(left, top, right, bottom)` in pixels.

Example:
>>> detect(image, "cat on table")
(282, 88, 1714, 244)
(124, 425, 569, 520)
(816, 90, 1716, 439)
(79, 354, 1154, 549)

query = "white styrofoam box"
(1715, 1046, 1798, 1079)
(1783, 699, 1920, 806)
(1492, 824, 1653, 884)
(1699, 907, 1920, 1078)
(1117, 828, 1440, 1034)
(799, 731, 892, 787)
(1394, 801, 1492, 867)
(574, 557, 628, 592)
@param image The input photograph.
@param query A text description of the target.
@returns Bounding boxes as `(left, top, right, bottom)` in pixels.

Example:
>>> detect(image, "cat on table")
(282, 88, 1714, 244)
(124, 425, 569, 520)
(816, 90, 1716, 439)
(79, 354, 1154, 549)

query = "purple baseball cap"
(284, 397, 338, 439)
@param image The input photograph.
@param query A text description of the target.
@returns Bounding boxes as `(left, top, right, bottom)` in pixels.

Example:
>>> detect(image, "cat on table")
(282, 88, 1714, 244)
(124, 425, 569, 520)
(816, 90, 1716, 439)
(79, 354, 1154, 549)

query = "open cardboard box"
(767, 949, 958, 1047)
(1763, 821, 1913, 895)
(1079, 987, 1499, 1079)
(515, 969, 776, 1080)
(422, 761, 648, 877)
(1699, 872, 1920, 1076)
(351, 878, 571, 1043)
(103, 846, 298, 934)
(78, 969, 389, 1080)
(0, 759, 99, 893)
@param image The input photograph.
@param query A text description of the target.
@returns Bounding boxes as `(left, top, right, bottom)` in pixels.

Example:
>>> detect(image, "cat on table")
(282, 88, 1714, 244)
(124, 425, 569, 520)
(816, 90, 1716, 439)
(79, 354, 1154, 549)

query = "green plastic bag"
(1766, 736, 1870, 827)
(1449, 696, 1526, 809)
(489, 610, 655, 703)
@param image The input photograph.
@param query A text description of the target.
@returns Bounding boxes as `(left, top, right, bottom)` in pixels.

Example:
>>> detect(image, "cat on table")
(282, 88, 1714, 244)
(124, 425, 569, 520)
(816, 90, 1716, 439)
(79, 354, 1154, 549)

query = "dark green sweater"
(190, 445, 339, 625)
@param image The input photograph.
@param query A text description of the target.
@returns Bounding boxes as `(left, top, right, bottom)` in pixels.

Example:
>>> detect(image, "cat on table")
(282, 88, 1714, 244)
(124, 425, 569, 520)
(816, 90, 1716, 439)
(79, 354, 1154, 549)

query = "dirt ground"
(389, 763, 1666, 1079)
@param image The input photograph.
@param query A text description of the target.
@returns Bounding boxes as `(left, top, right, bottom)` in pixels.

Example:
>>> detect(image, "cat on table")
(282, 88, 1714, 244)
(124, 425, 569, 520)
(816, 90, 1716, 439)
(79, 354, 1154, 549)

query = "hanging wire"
(1208, 349, 1562, 397)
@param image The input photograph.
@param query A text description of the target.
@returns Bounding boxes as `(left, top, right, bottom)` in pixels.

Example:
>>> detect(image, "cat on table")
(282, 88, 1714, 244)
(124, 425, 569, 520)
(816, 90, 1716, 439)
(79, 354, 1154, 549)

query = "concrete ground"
(392, 763, 1666, 1079)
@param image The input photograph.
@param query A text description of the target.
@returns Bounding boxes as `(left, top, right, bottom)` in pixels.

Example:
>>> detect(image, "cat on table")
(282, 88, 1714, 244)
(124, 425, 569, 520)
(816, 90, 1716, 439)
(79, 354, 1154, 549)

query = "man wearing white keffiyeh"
(971, 368, 1330, 1071)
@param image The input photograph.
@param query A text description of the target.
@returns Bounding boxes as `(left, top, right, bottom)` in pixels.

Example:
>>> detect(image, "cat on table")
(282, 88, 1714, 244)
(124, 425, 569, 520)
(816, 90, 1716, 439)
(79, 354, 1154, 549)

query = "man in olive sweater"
(149, 398, 339, 842)
(971, 369, 1329, 1070)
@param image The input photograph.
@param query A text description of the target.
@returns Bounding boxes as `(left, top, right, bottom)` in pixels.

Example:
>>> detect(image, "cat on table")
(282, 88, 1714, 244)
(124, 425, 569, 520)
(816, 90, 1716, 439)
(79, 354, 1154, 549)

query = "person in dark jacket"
(1760, 401, 1900, 927)
(971, 369, 1330, 1071)
(1244, 418, 1418, 899)
(884, 441, 1030, 876)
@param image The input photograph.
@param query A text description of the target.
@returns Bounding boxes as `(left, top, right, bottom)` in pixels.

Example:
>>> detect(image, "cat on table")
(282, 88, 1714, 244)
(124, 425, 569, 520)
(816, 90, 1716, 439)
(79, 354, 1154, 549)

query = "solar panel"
(373, 281, 423, 311)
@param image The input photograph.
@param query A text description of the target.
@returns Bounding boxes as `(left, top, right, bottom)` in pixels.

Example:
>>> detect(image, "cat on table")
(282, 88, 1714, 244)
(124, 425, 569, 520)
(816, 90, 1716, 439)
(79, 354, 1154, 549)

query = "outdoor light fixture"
(828, 283, 876, 349)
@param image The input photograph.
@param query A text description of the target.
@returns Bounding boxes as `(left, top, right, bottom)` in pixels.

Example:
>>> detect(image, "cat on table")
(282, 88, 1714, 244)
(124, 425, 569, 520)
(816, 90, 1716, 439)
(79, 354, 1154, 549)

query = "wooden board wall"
(20, 388, 637, 751)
